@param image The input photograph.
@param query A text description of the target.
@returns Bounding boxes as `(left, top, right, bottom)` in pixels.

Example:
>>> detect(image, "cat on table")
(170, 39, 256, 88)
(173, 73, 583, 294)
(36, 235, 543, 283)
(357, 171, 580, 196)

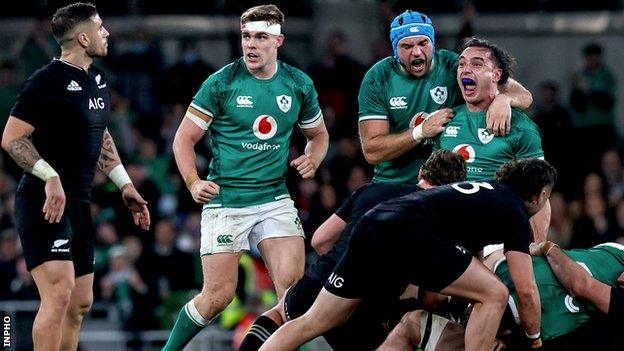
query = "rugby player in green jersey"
(358, 10, 533, 184)
(435, 37, 549, 242)
(379, 242, 624, 350)
(163, 5, 329, 350)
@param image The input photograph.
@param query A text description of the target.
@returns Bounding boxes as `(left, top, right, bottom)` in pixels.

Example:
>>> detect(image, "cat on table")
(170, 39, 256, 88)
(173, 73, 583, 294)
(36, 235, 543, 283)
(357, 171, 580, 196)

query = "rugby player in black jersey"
(260, 159, 556, 351)
(239, 149, 466, 350)
(1, 3, 150, 350)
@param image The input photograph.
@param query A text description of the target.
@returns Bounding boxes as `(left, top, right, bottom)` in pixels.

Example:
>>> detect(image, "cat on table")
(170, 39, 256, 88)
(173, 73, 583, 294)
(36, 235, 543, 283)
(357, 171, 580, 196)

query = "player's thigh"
(199, 206, 255, 255)
(283, 275, 324, 321)
(31, 260, 75, 301)
(440, 257, 507, 303)
(199, 252, 242, 296)
(66, 200, 96, 277)
(15, 190, 74, 272)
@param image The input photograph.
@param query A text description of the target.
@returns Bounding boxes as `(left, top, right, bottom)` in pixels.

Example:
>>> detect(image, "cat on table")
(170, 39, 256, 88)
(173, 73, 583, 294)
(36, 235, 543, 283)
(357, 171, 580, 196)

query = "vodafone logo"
(253, 115, 277, 140)
(410, 112, 429, 127)
(453, 144, 475, 163)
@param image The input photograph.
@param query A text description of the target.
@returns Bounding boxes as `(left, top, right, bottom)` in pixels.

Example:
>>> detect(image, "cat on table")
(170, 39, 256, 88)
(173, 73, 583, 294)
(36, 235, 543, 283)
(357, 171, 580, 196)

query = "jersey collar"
(53, 57, 87, 72)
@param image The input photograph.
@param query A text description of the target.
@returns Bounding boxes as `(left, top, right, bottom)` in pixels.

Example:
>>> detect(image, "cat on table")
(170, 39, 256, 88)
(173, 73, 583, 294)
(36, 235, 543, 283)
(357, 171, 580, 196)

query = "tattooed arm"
(97, 128, 122, 174)
(97, 128, 151, 230)
(1, 116, 65, 223)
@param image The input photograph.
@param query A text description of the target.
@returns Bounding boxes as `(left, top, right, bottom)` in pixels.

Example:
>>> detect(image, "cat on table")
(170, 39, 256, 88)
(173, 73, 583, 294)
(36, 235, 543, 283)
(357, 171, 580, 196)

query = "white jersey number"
(451, 182, 494, 195)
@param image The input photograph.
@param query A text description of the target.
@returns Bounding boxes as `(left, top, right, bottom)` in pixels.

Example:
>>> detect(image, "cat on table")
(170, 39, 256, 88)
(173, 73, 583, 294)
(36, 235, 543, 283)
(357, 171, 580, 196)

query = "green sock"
(162, 299, 208, 351)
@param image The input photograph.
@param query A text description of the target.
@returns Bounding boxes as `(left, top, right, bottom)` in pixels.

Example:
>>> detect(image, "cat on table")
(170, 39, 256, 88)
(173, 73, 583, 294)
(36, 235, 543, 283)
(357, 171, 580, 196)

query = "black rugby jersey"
(306, 182, 421, 282)
(373, 180, 532, 254)
(11, 58, 110, 201)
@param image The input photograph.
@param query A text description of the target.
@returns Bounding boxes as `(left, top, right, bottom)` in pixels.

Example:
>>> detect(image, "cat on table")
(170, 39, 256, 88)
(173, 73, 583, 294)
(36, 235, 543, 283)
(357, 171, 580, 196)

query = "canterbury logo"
(236, 96, 253, 107)
(216, 235, 233, 244)
(389, 96, 407, 109)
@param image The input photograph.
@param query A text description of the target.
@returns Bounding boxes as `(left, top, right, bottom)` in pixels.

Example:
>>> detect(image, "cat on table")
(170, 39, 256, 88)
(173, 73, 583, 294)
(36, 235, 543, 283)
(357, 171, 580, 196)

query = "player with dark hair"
(260, 159, 556, 351)
(436, 36, 550, 241)
(358, 11, 532, 185)
(239, 150, 466, 350)
(164, 4, 328, 350)
(1, 3, 150, 350)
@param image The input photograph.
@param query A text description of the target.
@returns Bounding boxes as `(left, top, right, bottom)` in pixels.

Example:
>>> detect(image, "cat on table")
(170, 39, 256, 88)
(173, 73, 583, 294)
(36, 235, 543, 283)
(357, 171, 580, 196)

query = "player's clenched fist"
(290, 154, 317, 179)
(421, 108, 454, 138)
(189, 180, 220, 204)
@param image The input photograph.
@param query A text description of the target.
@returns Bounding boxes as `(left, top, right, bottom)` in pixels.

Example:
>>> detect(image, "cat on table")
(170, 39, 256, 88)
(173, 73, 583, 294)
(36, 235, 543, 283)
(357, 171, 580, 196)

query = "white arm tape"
(109, 164, 132, 189)
(525, 331, 541, 340)
(186, 111, 210, 130)
(412, 124, 424, 142)
(31, 159, 59, 181)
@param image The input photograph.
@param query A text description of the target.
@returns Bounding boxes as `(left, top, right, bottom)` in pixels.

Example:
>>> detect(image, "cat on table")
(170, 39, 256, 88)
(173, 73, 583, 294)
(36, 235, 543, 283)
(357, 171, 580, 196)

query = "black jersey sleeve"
(10, 73, 55, 127)
(503, 204, 532, 254)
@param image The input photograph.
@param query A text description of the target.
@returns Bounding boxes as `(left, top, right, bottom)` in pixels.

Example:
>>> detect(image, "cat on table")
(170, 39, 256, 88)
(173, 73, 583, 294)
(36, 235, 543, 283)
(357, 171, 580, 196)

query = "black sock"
(239, 315, 280, 351)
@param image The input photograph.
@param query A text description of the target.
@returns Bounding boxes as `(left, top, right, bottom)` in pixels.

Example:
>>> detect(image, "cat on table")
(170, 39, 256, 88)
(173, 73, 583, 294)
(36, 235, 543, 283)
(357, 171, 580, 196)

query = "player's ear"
(76, 31, 90, 48)
(492, 68, 502, 84)
(276, 34, 284, 48)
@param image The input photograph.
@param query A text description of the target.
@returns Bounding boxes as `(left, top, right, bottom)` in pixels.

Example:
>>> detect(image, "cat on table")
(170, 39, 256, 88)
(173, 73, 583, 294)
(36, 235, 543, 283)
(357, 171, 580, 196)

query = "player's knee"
(487, 281, 509, 308)
(398, 310, 424, 340)
(196, 289, 236, 316)
(68, 294, 93, 321)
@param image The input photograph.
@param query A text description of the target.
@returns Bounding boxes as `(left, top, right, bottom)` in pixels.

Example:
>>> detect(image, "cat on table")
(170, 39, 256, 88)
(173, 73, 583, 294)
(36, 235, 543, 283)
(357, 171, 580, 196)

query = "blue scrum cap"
(390, 10, 435, 62)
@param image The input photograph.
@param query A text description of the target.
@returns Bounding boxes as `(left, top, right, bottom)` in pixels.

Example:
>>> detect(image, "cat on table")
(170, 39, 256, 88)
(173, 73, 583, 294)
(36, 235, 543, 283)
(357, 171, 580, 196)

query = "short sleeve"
(10, 76, 51, 127)
(298, 80, 323, 129)
(190, 75, 221, 118)
(358, 70, 388, 122)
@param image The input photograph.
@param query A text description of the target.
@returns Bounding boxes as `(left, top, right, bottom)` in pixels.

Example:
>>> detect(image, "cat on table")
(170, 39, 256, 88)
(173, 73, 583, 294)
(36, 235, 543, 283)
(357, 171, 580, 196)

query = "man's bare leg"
(259, 288, 360, 351)
(31, 261, 75, 351)
(60, 273, 93, 351)
(439, 258, 508, 351)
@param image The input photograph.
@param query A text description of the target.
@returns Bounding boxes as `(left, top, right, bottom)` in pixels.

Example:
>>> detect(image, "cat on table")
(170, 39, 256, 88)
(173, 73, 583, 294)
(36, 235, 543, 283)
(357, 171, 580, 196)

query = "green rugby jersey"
(494, 242, 624, 340)
(191, 58, 322, 207)
(435, 105, 543, 180)
(358, 50, 464, 184)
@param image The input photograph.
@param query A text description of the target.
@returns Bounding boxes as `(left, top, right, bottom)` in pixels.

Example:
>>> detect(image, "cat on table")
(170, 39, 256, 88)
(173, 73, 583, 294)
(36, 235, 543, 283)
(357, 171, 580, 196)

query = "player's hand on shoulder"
(421, 108, 454, 138)
(290, 154, 317, 179)
(43, 176, 66, 223)
(487, 94, 512, 136)
(189, 180, 220, 204)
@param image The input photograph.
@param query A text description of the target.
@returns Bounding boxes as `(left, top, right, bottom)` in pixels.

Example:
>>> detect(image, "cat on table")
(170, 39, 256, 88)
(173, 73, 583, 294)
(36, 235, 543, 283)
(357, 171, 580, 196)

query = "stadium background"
(0, 0, 623, 349)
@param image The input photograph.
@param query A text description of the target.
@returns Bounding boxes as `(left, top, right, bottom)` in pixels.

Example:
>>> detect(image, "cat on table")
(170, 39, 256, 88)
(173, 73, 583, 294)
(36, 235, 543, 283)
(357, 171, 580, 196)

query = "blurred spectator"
(533, 81, 576, 196)
(308, 29, 365, 138)
(0, 229, 20, 299)
(158, 39, 215, 107)
(144, 219, 197, 328)
(10, 257, 38, 300)
(607, 199, 624, 244)
(570, 192, 611, 248)
(100, 245, 149, 348)
(569, 42, 618, 175)
(547, 192, 573, 248)
(0, 60, 21, 129)
(455, 0, 476, 51)
(600, 149, 624, 206)
(108, 89, 139, 157)
(10, 14, 59, 77)
(109, 26, 163, 120)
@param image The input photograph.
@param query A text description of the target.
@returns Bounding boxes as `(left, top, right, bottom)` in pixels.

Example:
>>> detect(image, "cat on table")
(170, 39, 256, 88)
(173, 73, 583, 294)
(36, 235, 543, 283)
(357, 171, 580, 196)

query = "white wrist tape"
(109, 164, 132, 189)
(31, 159, 59, 181)
(525, 331, 541, 340)
(412, 124, 424, 141)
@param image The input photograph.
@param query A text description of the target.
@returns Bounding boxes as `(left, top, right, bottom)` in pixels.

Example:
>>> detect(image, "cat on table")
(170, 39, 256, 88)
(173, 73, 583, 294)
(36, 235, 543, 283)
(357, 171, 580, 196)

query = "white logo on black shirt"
(89, 98, 105, 110)
(67, 80, 82, 91)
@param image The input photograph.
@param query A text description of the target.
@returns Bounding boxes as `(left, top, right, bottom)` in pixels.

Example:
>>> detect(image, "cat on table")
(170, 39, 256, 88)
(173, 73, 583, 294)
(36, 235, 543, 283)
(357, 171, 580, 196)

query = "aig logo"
(236, 96, 253, 108)
(389, 97, 407, 109)
(328, 272, 344, 288)
(88, 98, 105, 110)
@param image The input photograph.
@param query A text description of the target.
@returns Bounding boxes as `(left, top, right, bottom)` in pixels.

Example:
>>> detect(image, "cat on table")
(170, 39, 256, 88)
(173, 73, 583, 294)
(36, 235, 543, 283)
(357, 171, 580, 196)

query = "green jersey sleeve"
(358, 63, 388, 122)
(191, 72, 225, 118)
(298, 76, 323, 129)
(509, 109, 544, 159)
